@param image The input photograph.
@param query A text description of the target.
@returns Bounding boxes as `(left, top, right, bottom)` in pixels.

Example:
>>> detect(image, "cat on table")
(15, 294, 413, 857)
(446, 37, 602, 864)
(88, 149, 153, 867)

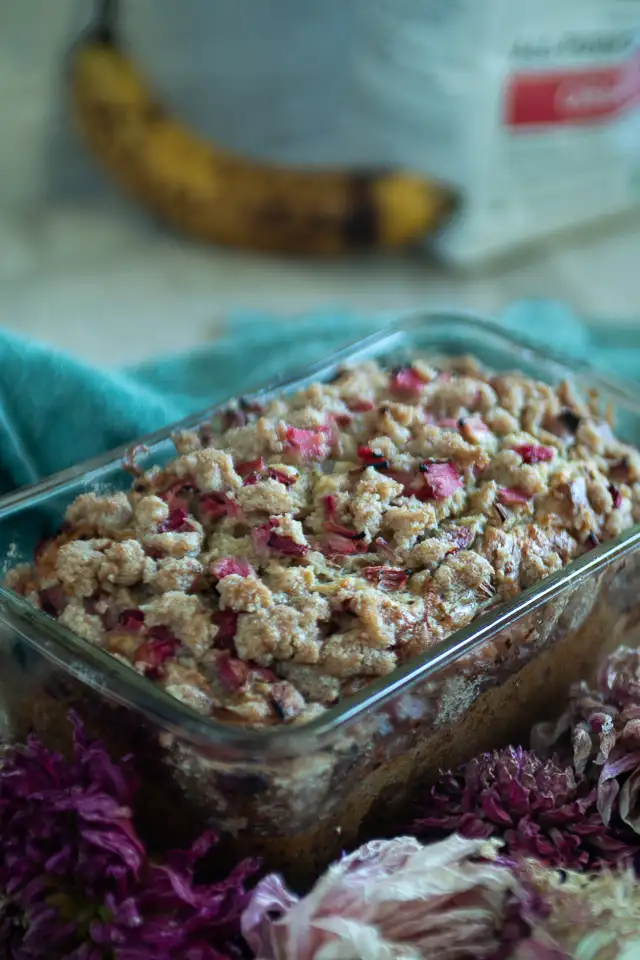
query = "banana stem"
(65, 0, 119, 77)
(93, 0, 119, 44)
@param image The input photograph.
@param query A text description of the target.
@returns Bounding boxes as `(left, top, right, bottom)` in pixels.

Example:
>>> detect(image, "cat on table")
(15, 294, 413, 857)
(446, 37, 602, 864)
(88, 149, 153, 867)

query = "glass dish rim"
(1, 309, 640, 759)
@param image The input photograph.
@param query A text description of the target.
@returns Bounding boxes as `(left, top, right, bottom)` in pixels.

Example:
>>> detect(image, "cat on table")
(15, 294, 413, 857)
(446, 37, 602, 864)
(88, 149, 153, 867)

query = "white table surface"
(2, 202, 640, 368)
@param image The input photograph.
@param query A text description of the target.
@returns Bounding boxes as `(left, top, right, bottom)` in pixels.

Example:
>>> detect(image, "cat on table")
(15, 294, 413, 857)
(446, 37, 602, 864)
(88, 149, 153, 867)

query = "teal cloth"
(0, 300, 639, 496)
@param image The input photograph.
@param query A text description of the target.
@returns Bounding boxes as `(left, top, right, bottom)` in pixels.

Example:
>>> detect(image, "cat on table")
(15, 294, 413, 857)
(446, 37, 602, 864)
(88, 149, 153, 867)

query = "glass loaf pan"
(2, 312, 640, 887)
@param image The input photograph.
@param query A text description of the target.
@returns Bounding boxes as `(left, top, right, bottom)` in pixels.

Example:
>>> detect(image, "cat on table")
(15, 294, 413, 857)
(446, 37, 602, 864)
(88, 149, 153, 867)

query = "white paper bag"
(351, 0, 640, 266)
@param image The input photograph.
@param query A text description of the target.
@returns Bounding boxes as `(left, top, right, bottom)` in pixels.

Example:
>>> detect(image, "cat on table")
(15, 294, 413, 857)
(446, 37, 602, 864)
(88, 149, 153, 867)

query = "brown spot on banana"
(343, 174, 379, 248)
(69, 35, 457, 256)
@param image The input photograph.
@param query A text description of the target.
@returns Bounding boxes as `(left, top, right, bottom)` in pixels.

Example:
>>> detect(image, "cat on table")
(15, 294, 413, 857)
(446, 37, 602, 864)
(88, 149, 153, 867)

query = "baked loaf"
(6, 356, 639, 728)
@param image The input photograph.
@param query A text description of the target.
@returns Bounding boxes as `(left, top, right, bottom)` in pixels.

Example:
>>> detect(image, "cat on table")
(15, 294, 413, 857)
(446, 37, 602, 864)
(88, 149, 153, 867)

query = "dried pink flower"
(241, 834, 550, 960)
(413, 747, 634, 871)
(532, 647, 640, 835)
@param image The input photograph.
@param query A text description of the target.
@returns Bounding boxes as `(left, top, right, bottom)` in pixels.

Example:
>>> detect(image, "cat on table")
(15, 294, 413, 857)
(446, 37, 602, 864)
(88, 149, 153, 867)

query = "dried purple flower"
(0, 714, 258, 958)
(532, 646, 640, 834)
(412, 746, 633, 871)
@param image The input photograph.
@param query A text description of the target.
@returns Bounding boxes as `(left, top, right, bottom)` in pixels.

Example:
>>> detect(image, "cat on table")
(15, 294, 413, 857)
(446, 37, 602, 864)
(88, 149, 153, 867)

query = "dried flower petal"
(241, 874, 297, 959)
(532, 647, 640, 838)
(599, 647, 640, 709)
(619, 765, 640, 832)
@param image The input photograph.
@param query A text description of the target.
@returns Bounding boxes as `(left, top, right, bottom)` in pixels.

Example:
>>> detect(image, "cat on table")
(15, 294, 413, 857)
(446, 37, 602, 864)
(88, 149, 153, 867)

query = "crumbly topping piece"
(237, 478, 295, 516)
(217, 574, 274, 614)
(146, 557, 203, 593)
(141, 592, 214, 658)
(235, 603, 324, 666)
(65, 492, 134, 536)
(58, 601, 105, 645)
(168, 449, 241, 493)
(98, 540, 156, 586)
(7, 355, 638, 728)
(54, 540, 111, 598)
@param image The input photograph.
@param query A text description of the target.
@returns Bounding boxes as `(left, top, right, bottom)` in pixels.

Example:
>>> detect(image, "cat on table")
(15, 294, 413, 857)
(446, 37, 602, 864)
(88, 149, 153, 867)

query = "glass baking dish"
(2, 311, 640, 887)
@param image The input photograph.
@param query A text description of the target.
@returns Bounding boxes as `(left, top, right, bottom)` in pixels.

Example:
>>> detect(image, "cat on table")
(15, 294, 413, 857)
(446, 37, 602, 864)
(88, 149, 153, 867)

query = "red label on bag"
(505, 54, 640, 127)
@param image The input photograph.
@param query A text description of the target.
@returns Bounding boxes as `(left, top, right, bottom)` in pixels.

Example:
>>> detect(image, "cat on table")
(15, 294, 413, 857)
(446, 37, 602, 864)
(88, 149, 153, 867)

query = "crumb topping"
(7, 356, 640, 728)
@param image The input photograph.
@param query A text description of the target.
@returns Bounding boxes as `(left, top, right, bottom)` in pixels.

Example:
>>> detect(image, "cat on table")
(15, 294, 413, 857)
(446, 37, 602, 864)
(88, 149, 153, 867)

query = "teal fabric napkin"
(0, 300, 639, 497)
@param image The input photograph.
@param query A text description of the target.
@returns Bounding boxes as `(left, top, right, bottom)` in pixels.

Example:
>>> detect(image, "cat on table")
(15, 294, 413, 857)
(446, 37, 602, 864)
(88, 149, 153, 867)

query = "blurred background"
(2, 0, 640, 367)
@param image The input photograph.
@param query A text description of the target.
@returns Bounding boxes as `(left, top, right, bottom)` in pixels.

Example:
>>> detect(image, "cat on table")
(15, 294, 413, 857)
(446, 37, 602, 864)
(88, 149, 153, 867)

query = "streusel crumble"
(6, 356, 640, 728)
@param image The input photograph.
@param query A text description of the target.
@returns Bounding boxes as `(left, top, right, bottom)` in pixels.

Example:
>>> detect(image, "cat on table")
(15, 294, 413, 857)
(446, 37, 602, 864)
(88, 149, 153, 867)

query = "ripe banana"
(69, 4, 456, 256)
